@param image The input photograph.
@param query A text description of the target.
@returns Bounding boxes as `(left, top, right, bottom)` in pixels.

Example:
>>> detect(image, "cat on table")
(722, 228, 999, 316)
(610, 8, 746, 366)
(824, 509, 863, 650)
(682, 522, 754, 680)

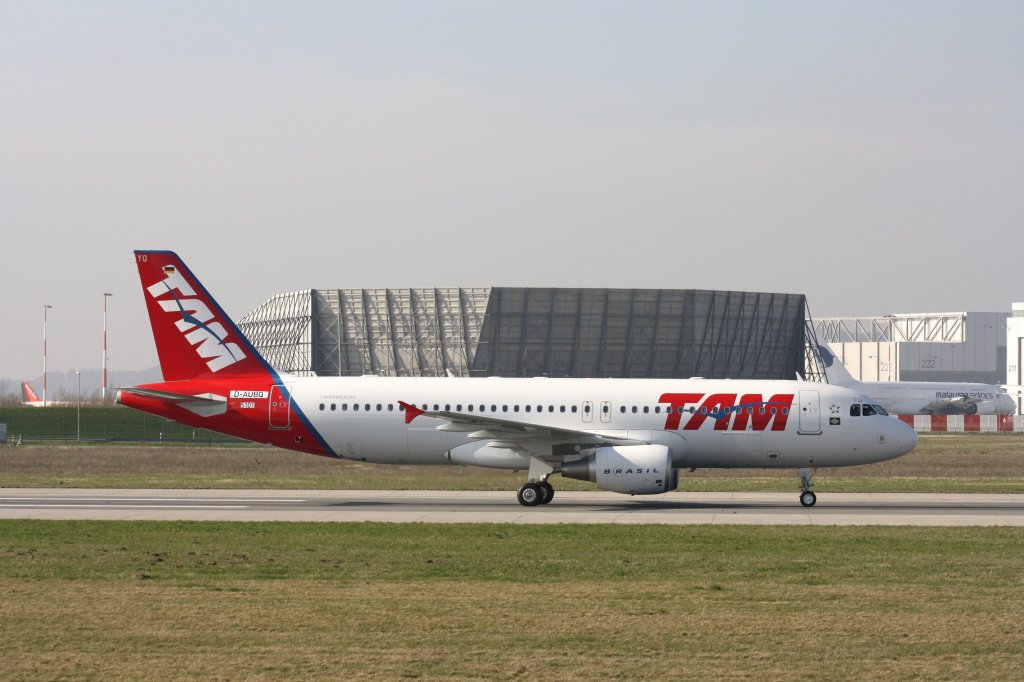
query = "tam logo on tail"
(135, 250, 271, 382)
(147, 265, 246, 373)
(142, 257, 247, 374)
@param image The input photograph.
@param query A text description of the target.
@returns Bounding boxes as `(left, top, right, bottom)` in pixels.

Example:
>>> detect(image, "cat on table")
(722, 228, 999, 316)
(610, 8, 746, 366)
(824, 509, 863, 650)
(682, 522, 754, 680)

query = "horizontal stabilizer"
(118, 387, 228, 417)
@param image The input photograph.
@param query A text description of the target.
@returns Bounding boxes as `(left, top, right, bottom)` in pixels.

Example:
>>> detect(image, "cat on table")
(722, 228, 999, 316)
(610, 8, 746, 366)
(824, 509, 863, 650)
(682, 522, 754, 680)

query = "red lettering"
(659, 393, 704, 430)
(730, 394, 794, 431)
(683, 394, 738, 431)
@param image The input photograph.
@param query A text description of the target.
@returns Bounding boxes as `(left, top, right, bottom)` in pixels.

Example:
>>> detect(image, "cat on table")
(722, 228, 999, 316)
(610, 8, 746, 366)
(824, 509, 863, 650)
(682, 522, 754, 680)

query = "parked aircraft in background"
(816, 344, 1016, 416)
(21, 382, 45, 407)
(19, 382, 70, 407)
(117, 251, 917, 507)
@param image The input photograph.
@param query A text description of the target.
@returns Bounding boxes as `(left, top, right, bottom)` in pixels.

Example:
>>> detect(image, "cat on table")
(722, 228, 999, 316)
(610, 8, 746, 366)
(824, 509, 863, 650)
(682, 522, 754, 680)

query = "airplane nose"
(891, 419, 918, 456)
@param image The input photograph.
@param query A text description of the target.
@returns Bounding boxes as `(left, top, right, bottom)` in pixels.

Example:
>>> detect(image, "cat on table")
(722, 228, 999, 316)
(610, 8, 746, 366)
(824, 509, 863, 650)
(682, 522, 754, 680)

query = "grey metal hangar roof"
(238, 287, 809, 380)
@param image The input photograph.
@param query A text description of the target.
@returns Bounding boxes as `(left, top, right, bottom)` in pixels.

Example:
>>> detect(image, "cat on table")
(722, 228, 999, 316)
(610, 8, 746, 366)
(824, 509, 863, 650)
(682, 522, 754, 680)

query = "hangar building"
(238, 287, 813, 380)
(813, 311, 1008, 385)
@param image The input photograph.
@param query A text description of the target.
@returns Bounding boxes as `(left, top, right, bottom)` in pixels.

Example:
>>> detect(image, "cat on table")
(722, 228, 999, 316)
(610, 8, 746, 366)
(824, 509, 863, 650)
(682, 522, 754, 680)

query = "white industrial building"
(1006, 303, 1024, 415)
(813, 311, 1007, 385)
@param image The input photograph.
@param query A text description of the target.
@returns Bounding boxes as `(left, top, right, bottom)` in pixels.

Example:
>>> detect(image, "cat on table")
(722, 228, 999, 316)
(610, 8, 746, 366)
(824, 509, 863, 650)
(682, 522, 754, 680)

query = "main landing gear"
(517, 479, 555, 507)
(798, 467, 817, 507)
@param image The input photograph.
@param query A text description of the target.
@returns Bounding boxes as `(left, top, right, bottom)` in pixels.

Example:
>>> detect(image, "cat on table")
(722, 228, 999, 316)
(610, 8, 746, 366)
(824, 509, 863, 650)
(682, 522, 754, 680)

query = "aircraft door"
(599, 400, 611, 423)
(269, 385, 291, 429)
(798, 389, 821, 435)
(582, 401, 593, 423)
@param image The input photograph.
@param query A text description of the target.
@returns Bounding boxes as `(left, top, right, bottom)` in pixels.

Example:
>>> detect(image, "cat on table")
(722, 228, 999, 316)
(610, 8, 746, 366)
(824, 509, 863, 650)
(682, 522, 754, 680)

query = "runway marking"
(0, 504, 251, 509)
(0, 497, 306, 503)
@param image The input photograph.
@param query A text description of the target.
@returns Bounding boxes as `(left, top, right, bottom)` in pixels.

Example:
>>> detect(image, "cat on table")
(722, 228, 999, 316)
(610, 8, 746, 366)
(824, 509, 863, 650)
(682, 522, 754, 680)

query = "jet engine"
(561, 444, 679, 495)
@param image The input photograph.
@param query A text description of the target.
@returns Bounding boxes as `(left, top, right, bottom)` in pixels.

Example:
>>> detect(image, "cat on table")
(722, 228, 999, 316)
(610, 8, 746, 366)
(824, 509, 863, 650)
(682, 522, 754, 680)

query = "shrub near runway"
(1, 521, 1022, 680)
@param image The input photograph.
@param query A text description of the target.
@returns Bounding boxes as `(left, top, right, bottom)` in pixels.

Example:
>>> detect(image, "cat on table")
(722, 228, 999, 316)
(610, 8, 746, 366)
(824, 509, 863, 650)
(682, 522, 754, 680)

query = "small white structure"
(1006, 303, 1024, 415)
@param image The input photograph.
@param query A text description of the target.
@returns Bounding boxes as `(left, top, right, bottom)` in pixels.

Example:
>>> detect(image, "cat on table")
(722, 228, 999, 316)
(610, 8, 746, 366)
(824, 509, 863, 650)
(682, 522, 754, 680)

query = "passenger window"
(602, 404, 609, 413)
(770, 407, 776, 415)
(398, 404, 404, 411)
(503, 405, 509, 412)
(620, 406, 626, 413)
(353, 404, 359, 411)
(560, 405, 566, 413)
(783, 408, 789, 415)
(445, 404, 451, 411)
(548, 406, 554, 413)
(433, 404, 439, 411)
(492, 405, 497, 412)
(388, 404, 394, 411)
(643, 406, 649, 414)
(526, 405, 532, 412)
(468, 405, 474, 412)
(850, 404, 861, 417)
(655, 406, 661, 414)
(376, 404, 382, 411)
(514, 405, 520, 412)
(319, 403, 325, 411)
(365, 404, 370, 411)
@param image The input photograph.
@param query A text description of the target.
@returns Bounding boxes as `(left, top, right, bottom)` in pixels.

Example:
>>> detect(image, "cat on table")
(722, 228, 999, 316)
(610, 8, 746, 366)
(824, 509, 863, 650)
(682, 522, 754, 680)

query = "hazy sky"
(2, 1, 1022, 384)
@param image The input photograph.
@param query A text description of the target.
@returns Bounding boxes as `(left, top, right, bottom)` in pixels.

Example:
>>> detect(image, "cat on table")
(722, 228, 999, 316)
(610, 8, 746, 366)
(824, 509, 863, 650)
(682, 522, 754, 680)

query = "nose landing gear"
(798, 467, 817, 507)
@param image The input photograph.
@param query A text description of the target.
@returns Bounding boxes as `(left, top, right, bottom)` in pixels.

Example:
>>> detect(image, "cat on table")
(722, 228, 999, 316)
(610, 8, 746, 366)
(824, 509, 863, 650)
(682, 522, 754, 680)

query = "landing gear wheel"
(539, 482, 555, 505)
(800, 491, 817, 507)
(517, 483, 543, 507)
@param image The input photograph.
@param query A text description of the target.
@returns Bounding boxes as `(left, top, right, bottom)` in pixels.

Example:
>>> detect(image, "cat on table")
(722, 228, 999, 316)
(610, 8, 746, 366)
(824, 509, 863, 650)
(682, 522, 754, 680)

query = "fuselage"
(120, 375, 916, 470)
(853, 381, 1015, 416)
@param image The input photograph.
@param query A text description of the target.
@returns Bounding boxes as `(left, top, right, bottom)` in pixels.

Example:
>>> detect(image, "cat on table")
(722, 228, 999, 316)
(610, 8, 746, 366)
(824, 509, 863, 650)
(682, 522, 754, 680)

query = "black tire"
(539, 482, 555, 505)
(800, 491, 817, 507)
(517, 483, 542, 507)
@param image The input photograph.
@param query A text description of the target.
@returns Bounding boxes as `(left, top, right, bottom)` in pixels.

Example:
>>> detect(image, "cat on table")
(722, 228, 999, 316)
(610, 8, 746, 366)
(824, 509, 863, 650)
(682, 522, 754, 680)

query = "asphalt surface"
(2, 489, 1024, 525)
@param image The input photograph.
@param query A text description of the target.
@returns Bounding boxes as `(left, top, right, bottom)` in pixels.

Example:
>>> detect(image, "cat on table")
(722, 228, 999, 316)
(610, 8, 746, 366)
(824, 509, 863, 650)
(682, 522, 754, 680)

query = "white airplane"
(116, 251, 917, 507)
(815, 344, 1015, 416)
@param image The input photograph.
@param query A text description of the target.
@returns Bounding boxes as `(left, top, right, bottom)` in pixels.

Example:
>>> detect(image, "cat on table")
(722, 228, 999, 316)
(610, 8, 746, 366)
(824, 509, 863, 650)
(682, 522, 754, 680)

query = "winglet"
(399, 401, 424, 424)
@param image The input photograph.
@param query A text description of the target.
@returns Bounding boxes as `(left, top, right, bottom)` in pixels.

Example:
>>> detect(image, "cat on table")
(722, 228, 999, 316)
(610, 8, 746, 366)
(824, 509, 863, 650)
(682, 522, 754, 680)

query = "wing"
(399, 401, 649, 452)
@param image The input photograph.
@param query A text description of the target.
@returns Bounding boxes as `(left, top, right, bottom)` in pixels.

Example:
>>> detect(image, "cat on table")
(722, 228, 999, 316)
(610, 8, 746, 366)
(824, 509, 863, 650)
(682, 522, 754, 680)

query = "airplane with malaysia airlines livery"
(816, 344, 1015, 416)
(117, 251, 917, 507)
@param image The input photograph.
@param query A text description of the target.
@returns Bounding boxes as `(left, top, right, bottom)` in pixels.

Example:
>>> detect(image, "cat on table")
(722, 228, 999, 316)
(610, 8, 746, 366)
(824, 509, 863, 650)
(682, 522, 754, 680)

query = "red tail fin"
(134, 251, 271, 381)
(22, 382, 41, 403)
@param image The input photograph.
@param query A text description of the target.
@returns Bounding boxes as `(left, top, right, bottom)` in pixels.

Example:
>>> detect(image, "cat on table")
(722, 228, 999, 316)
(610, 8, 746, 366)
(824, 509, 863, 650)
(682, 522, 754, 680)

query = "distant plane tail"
(132, 251, 273, 382)
(815, 344, 858, 386)
(21, 381, 42, 404)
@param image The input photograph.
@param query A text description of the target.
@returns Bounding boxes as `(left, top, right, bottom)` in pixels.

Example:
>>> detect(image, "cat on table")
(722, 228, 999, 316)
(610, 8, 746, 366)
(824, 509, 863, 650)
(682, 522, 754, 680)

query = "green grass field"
(3, 433, 1024, 492)
(1, 521, 1022, 680)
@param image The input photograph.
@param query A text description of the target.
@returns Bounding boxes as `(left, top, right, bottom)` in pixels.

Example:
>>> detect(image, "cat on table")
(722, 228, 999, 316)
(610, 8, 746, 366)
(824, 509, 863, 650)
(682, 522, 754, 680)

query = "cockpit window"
(850, 404, 861, 417)
(861, 404, 876, 416)
(870, 404, 888, 416)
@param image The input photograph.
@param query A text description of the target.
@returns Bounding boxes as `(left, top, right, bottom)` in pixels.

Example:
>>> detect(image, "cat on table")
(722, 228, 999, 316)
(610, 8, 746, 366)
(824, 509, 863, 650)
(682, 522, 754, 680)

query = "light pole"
(102, 293, 113, 401)
(75, 370, 81, 443)
(43, 304, 52, 406)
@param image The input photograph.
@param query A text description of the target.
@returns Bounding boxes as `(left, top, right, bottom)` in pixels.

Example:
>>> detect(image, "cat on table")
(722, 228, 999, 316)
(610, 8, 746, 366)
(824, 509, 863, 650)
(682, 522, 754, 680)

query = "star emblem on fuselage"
(829, 403, 841, 414)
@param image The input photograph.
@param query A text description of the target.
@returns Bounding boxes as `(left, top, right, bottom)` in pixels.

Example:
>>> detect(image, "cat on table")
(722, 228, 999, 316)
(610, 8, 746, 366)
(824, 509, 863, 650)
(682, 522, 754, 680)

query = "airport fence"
(0, 406, 250, 446)
(897, 414, 1024, 433)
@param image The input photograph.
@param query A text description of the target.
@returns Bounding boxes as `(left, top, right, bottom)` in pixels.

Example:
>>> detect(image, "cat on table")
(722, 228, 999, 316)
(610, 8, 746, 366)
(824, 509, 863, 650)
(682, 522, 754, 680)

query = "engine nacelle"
(561, 445, 679, 495)
(970, 401, 997, 416)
